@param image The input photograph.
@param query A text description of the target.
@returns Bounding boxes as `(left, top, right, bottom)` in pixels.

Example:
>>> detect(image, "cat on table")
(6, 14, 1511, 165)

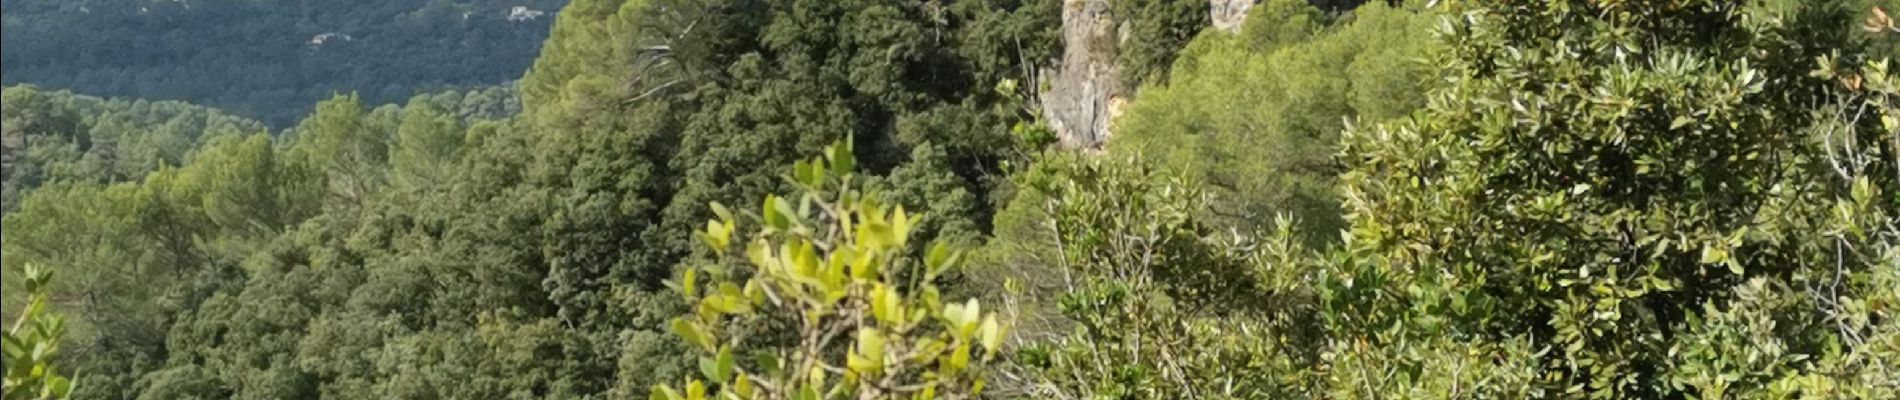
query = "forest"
(2, 0, 1898, 399)
(0, 0, 561, 126)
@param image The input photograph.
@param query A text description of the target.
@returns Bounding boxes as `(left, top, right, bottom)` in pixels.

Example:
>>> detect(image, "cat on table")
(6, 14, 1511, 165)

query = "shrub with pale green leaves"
(3, 265, 76, 400)
(653, 141, 1008, 400)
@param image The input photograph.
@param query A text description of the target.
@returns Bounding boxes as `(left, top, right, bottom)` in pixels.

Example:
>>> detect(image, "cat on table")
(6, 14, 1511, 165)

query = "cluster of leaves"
(1330, 1, 1899, 396)
(2, 265, 76, 400)
(0, 0, 562, 126)
(655, 141, 1006, 400)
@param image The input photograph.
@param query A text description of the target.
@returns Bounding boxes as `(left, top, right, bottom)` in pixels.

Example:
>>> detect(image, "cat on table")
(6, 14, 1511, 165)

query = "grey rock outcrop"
(1039, 0, 1123, 149)
(1041, 0, 1260, 149)
(1211, 0, 1256, 33)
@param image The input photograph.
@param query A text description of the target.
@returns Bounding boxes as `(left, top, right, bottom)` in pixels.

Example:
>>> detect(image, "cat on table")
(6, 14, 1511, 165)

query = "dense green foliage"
(990, 153, 1319, 398)
(4, 0, 1899, 399)
(1111, 0, 1435, 243)
(0, 85, 517, 214)
(1109, 0, 1210, 87)
(4, 0, 1058, 398)
(1329, 1, 1898, 396)
(1108, 0, 1382, 88)
(0, 0, 561, 125)
(983, 0, 1898, 398)
(1, 86, 267, 212)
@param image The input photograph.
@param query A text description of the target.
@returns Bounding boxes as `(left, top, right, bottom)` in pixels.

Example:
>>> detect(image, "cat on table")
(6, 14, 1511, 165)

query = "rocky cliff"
(1040, 0, 1267, 149)
(1040, 0, 1125, 149)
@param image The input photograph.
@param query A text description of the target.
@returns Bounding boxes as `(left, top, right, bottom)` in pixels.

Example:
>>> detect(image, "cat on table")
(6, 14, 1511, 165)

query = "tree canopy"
(3, 1, 1898, 399)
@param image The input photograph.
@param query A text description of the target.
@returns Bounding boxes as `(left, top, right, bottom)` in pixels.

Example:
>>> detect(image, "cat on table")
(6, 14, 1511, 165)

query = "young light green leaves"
(3, 264, 77, 400)
(657, 141, 1005, 399)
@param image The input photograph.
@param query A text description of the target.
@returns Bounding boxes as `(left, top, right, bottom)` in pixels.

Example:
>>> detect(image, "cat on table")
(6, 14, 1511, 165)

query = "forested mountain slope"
(2, 1, 1898, 399)
(0, 85, 518, 213)
(4, 0, 1060, 396)
(0, 0, 562, 126)
(1, 86, 268, 212)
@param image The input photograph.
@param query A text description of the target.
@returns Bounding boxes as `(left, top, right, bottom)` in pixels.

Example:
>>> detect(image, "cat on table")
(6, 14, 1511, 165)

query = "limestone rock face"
(1210, 0, 1255, 33)
(1042, 0, 1261, 149)
(1040, 0, 1123, 149)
